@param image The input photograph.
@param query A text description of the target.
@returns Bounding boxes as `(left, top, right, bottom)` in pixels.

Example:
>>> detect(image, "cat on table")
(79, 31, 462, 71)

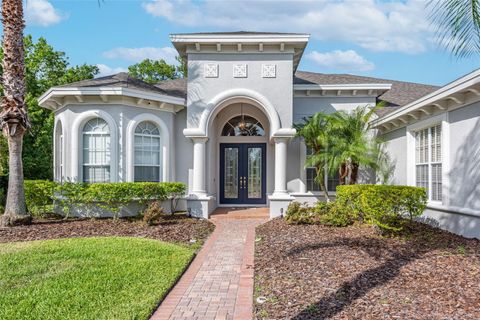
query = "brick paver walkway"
(151, 207, 268, 320)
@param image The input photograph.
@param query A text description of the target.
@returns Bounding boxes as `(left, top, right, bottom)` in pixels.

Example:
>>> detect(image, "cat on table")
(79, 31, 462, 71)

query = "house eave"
(293, 83, 391, 97)
(38, 87, 186, 111)
(372, 68, 480, 132)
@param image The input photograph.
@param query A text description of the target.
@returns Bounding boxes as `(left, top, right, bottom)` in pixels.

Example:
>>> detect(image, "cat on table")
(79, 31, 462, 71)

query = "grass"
(0, 237, 195, 320)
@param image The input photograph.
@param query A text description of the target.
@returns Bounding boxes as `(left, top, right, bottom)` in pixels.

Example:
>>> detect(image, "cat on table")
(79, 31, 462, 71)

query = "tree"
(128, 59, 179, 84)
(0, 36, 99, 180)
(327, 106, 385, 185)
(295, 112, 333, 200)
(0, 0, 30, 226)
(428, 0, 480, 58)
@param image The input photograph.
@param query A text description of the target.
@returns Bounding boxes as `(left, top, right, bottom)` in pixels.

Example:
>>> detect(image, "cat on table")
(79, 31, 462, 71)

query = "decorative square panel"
(233, 64, 247, 78)
(204, 63, 218, 78)
(262, 64, 276, 78)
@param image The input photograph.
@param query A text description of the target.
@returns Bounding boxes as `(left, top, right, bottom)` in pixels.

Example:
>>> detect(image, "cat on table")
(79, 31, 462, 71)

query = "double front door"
(220, 143, 266, 204)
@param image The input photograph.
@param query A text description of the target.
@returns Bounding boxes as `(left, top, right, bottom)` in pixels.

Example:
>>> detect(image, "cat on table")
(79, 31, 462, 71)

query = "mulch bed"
(254, 219, 480, 319)
(0, 214, 215, 245)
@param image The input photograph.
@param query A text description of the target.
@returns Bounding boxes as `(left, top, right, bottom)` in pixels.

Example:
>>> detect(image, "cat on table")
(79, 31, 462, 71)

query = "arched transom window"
(82, 118, 111, 183)
(221, 115, 265, 136)
(134, 121, 161, 182)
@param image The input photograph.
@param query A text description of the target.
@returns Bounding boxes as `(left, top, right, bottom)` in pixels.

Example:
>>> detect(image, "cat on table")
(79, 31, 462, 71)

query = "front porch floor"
(150, 207, 268, 320)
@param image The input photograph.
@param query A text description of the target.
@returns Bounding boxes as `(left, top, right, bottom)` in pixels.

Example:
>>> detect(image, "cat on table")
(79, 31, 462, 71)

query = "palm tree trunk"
(0, 0, 31, 226)
(315, 165, 330, 202)
(351, 163, 359, 185)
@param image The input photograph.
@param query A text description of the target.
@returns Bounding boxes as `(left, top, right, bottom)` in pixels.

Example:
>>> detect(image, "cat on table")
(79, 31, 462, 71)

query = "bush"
(143, 201, 164, 225)
(24, 180, 56, 217)
(336, 184, 427, 231)
(17, 181, 187, 218)
(285, 201, 354, 227)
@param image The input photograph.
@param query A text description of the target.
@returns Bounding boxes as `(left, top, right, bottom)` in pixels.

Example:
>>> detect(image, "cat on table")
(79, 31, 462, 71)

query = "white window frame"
(82, 118, 111, 183)
(126, 113, 171, 182)
(133, 121, 161, 182)
(407, 113, 449, 206)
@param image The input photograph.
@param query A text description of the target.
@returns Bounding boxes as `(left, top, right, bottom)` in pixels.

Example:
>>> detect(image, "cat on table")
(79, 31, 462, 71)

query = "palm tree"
(428, 0, 480, 58)
(327, 106, 384, 185)
(0, 0, 31, 226)
(295, 112, 332, 200)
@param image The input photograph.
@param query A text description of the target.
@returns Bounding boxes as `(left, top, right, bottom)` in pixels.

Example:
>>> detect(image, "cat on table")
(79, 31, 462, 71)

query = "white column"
(191, 137, 208, 196)
(273, 137, 288, 196)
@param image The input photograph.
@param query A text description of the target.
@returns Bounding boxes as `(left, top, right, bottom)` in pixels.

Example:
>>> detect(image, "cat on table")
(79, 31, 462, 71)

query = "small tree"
(128, 59, 179, 84)
(295, 112, 332, 201)
(326, 105, 386, 185)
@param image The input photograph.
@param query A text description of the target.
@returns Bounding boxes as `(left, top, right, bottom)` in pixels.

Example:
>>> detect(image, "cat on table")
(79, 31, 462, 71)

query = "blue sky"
(23, 0, 479, 86)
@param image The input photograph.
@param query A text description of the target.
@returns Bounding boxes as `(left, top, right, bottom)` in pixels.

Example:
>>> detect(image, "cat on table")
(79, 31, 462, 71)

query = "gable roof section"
(294, 71, 440, 117)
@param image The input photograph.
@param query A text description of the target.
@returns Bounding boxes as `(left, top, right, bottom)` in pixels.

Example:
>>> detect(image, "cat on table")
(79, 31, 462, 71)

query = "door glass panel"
(247, 147, 262, 199)
(224, 148, 239, 199)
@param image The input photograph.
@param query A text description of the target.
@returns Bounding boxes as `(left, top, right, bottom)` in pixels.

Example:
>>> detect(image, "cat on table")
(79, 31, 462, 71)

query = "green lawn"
(0, 237, 195, 320)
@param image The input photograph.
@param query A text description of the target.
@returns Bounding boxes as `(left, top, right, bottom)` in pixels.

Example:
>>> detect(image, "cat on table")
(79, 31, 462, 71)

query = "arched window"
(221, 115, 265, 136)
(134, 121, 161, 182)
(82, 118, 111, 183)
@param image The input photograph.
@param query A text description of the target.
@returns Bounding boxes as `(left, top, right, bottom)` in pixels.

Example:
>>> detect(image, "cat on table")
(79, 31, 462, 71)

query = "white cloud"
(142, 0, 432, 54)
(306, 50, 375, 72)
(25, 0, 65, 27)
(96, 64, 128, 77)
(102, 47, 178, 65)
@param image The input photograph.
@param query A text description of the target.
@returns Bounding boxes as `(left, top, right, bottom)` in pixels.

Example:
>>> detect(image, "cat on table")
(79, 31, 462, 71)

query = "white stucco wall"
(54, 104, 176, 183)
(381, 101, 480, 238)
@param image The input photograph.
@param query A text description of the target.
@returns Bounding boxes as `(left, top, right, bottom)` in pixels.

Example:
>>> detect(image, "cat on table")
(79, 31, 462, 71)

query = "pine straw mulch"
(0, 214, 215, 245)
(254, 219, 480, 320)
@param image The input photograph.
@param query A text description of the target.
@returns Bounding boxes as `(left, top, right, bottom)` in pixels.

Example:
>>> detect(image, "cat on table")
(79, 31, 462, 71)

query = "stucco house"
(38, 32, 480, 238)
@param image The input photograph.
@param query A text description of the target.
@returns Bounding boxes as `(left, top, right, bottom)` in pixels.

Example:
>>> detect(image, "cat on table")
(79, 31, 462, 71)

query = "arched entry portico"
(184, 90, 295, 218)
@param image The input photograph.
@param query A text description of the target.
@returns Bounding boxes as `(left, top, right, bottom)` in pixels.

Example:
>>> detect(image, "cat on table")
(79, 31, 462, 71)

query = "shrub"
(336, 184, 427, 231)
(54, 182, 186, 218)
(286, 201, 354, 227)
(285, 202, 313, 224)
(318, 202, 354, 227)
(24, 180, 56, 217)
(143, 201, 164, 225)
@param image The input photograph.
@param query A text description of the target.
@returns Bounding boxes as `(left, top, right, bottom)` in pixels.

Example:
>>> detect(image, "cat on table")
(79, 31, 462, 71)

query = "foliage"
(143, 201, 165, 225)
(0, 237, 194, 320)
(428, 0, 480, 58)
(24, 180, 56, 217)
(55, 182, 186, 218)
(128, 58, 180, 84)
(285, 201, 353, 227)
(325, 104, 387, 185)
(294, 112, 332, 199)
(294, 105, 389, 199)
(0, 35, 99, 180)
(336, 184, 428, 231)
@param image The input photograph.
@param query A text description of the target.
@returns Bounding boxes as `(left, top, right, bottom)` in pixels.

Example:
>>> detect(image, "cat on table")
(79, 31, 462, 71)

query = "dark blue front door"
(220, 143, 266, 205)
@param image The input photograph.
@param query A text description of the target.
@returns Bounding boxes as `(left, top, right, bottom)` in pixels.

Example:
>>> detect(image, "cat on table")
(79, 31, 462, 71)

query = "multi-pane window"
(305, 147, 340, 192)
(415, 124, 442, 201)
(134, 121, 161, 182)
(83, 118, 111, 183)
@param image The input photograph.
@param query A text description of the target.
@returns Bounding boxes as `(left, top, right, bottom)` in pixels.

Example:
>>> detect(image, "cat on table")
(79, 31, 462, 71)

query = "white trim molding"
(71, 110, 119, 182)
(53, 115, 66, 182)
(184, 88, 282, 139)
(406, 113, 450, 205)
(125, 113, 171, 183)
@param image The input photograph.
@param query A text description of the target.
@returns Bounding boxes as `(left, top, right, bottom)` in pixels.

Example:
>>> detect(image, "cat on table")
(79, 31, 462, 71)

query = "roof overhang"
(371, 69, 480, 132)
(170, 33, 310, 72)
(293, 83, 391, 97)
(38, 87, 186, 112)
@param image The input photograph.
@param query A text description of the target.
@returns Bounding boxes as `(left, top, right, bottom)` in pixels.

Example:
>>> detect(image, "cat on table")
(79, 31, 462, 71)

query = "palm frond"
(428, 0, 480, 58)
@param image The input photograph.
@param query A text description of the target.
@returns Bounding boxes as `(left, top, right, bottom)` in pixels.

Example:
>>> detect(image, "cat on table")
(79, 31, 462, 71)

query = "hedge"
(336, 184, 427, 231)
(22, 181, 187, 218)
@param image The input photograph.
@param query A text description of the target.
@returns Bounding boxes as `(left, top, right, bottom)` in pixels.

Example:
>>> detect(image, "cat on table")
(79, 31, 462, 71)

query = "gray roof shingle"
(57, 71, 439, 118)
(294, 71, 440, 116)
(58, 72, 176, 97)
